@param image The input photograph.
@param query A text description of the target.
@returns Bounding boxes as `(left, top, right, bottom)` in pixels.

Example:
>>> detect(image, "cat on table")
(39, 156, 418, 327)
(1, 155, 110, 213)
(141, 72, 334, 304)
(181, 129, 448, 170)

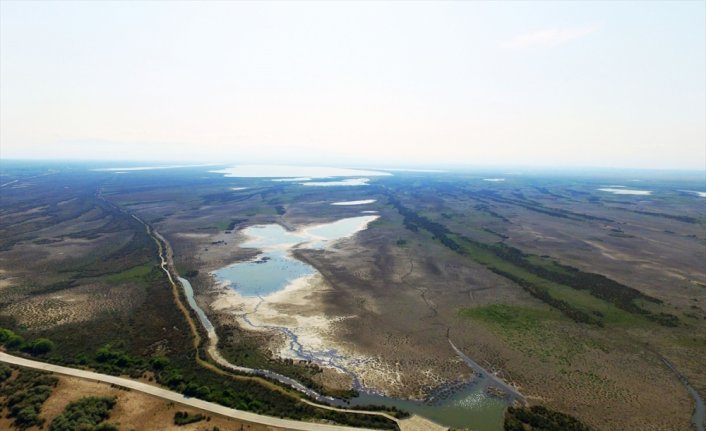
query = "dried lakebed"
(182, 216, 515, 429)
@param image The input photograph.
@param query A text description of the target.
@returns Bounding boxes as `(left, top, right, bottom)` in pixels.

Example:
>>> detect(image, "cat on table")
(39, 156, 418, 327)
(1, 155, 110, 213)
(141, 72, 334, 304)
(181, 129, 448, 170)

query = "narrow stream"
(661, 357, 705, 431)
(449, 339, 524, 402)
(180, 275, 510, 429)
(239, 295, 368, 389)
(178, 276, 333, 402)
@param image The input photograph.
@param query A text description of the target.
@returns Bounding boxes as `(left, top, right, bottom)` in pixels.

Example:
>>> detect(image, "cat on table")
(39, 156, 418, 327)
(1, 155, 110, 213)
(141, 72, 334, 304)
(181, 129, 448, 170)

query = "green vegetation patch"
(504, 405, 593, 431)
(0, 366, 58, 430)
(173, 411, 206, 426)
(459, 305, 595, 364)
(103, 263, 154, 283)
(49, 396, 118, 431)
(0, 328, 56, 356)
(214, 218, 248, 231)
(459, 304, 554, 333)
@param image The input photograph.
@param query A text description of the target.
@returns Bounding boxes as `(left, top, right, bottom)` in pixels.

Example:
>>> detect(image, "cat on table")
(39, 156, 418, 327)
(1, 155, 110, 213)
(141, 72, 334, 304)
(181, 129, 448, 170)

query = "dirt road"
(0, 351, 383, 431)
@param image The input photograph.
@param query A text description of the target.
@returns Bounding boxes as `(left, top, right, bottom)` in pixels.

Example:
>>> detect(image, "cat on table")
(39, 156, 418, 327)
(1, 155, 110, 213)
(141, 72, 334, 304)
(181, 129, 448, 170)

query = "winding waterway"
(184, 216, 514, 429)
(178, 276, 332, 401)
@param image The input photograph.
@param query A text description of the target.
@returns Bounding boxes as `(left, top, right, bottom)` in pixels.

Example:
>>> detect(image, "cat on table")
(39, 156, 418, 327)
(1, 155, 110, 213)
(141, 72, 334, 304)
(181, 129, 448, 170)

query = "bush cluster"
(49, 396, 118, 431)
(0, 328, 56, 355)
(0, 367, 58, 430)
(504, 406, 593, 431)
(173, 411, 206, 425)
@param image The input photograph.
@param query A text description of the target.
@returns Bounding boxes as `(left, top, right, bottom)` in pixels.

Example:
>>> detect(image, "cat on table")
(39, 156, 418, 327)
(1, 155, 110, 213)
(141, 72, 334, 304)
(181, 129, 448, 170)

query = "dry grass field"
(0, 371, 283, 431)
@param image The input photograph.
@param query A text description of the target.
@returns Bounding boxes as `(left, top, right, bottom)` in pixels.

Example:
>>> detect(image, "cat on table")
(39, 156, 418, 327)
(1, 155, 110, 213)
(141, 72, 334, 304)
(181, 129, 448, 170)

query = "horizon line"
(1, 158, 705, 174)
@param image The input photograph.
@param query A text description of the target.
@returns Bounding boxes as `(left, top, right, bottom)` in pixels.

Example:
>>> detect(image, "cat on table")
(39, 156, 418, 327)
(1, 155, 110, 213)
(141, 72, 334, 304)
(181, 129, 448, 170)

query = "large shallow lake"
(212, 217, 377, 296)
(211, 215, 510, 430)
(210, 164, 391, 179)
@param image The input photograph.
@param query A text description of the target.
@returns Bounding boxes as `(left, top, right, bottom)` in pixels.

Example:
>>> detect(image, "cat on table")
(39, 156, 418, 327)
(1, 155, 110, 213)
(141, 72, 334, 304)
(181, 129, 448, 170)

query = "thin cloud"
(502, 25, 599, 49)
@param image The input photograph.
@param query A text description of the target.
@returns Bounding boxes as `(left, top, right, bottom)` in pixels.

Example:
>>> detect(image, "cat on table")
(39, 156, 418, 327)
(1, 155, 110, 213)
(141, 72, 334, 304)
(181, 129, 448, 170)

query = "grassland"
(1, 163, 704, 431)
(388, 191, 677, 328)
(379, 176, 704, 430)
(458, 304, 558, 333)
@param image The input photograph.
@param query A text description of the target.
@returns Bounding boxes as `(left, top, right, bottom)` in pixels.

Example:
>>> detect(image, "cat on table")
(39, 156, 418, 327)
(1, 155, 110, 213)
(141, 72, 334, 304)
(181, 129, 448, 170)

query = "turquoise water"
(213, 250, 314, 297)
(213, 216, 377, 297)
(178, 276, 214, 332)
(304, 217, 377, 249)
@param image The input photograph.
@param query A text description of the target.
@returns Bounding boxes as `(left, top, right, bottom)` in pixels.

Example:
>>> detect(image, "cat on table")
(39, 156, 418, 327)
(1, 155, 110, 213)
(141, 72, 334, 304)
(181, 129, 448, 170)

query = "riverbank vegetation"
(217, 324, 359, 400)
(504, 405, 593, 431)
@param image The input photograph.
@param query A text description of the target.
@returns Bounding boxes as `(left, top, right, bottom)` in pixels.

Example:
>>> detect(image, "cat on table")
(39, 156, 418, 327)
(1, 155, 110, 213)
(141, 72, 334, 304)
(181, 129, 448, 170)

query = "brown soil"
(4, 374, 285, 431)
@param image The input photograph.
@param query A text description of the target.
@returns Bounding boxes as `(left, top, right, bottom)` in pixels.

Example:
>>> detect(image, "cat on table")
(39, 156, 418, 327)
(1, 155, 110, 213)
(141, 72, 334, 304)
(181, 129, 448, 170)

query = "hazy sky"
(1, 1, 704, 170)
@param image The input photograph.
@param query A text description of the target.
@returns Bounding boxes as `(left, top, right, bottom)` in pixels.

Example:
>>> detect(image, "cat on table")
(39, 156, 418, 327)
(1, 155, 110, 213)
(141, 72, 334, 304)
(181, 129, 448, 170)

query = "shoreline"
(205, 214, 453, 400)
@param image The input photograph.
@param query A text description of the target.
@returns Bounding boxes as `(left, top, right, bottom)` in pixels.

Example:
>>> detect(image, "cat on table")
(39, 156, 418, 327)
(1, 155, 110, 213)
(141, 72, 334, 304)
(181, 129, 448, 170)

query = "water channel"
(188, 216, 513, 429)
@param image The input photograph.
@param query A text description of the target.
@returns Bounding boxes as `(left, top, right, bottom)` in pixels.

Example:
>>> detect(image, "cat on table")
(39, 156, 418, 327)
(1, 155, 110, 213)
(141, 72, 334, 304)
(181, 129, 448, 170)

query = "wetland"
(2, 162, 705, 431)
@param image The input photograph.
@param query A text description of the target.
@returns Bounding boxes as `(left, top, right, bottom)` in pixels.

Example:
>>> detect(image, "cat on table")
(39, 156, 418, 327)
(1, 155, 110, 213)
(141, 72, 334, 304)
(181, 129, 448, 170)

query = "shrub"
(0, 364, 11, 382)
(174, 411, 205, 426)
(0, 328, 25, 349)
(14, 406, 41, 429)
(29, 338, 55, 355)
(504, 405, 593, 431)
(49, 396, 117, 431)
(149, 355, 170, 370)
(0, 369, 57, 430)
